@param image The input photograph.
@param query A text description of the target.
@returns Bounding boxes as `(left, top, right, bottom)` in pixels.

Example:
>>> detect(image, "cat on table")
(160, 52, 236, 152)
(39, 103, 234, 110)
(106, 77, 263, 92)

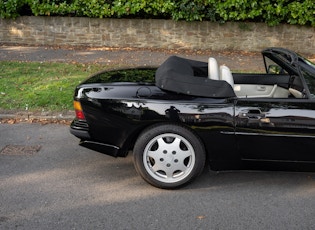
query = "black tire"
(133, 124, 206, 189)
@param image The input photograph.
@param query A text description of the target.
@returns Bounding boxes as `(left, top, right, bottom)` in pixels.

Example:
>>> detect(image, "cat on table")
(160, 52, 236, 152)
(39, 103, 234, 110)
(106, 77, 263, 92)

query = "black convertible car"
(70, 47, 315, 188)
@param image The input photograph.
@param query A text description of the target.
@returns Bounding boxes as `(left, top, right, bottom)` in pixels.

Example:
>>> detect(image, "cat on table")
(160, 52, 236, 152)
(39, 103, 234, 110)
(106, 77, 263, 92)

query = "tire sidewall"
(133, 123, 206, 189)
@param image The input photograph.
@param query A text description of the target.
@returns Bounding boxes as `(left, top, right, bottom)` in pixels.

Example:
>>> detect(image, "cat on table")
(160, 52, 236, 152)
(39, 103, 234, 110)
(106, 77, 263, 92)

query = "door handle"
(238, 110, 270, 123)
(238, 109, 265, 119)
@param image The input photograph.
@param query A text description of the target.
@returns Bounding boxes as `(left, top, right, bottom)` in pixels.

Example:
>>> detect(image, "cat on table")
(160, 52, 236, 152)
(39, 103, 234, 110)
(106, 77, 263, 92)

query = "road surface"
(1, 123, 315, 229)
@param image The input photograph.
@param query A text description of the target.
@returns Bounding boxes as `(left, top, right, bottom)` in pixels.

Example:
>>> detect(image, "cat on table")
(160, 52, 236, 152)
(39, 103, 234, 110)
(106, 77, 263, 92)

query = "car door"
(235, 97, 315, 162)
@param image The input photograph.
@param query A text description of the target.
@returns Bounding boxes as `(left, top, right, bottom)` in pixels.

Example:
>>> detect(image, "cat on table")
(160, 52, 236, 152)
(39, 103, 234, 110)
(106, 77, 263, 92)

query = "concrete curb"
(0, 111, 75, 123)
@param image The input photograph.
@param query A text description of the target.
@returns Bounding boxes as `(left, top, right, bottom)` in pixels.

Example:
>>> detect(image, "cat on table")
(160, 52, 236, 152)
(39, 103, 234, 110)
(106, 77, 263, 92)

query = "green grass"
(0, 61, 105, 111)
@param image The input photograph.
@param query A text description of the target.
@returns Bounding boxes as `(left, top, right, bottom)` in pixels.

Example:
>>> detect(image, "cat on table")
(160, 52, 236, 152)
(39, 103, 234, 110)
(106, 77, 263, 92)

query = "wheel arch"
(122, 121, 208, 157)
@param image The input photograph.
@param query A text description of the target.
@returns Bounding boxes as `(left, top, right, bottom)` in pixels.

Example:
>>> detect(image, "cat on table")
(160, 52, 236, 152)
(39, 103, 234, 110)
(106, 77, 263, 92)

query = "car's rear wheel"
(133, 124, 206, 189)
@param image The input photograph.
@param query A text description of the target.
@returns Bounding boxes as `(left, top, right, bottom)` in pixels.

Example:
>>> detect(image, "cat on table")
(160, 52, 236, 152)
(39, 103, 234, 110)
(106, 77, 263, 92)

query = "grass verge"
(0, 61, 105, 112)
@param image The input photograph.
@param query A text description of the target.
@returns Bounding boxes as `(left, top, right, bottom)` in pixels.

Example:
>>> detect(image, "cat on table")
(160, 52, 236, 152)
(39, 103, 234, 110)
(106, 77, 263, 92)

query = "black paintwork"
(70, 48, 315, 171)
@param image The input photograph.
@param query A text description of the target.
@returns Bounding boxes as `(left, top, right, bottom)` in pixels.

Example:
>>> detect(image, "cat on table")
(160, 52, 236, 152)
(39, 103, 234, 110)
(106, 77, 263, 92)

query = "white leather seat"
(220, 65, 234, 88)
(208, 57, 220, 80)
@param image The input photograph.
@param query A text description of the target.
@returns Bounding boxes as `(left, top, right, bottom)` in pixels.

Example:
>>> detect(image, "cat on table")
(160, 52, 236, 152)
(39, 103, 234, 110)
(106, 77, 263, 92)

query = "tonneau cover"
(155, 56, 235, 98)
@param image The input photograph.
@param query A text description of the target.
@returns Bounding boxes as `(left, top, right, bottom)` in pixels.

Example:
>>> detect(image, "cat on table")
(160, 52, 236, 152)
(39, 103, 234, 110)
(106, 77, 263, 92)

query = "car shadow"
(112, 153, 315, 191)
(183, 165, 315, 191)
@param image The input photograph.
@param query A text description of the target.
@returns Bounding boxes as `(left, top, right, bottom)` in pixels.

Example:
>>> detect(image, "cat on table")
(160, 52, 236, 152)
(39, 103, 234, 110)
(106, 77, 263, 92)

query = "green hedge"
(1, 0, 314, 26)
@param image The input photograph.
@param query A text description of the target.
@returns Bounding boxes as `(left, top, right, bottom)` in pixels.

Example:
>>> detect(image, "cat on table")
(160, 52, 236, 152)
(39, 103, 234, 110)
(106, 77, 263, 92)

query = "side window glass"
(302, 70, 315, 98)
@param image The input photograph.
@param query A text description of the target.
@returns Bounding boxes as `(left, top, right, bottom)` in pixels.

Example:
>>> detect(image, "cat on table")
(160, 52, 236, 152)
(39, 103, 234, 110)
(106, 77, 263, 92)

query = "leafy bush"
(205, 0, 263, 22)
(29, 0, 75, 16)
(111, 0, 174, 18)
(73, 0, 112, 18)
(203, 0, 315, 26)
(0, 0, 26, 18)
(259, 0, 315, 26)
(1, 0, 314, 26)
(172, 0, 208, 21)
(286, 0, 315, 26)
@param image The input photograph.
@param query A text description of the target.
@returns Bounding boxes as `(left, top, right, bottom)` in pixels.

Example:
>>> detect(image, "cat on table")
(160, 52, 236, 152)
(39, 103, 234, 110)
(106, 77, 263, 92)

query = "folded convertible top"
(155, 56, 236, 98)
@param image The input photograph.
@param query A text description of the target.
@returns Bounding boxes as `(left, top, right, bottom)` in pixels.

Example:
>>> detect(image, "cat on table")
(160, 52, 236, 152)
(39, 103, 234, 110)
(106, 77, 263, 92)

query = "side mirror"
(267, 65, 284, 74)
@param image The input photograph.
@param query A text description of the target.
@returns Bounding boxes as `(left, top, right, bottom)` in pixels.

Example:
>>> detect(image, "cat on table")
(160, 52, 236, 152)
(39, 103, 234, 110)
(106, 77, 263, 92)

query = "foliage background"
(1, 0, 314, 26)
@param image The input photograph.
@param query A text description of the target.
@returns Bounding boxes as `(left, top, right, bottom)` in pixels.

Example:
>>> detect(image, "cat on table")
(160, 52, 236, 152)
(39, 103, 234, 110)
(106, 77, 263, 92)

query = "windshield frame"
(262, 48, 315, 99)
(298, 56, 315, 99)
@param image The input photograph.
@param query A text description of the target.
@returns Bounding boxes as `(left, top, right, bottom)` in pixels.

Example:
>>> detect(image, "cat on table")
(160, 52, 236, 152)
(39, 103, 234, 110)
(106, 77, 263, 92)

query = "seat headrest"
(220, 65, 234, 87)
(208, 57, 219, 80)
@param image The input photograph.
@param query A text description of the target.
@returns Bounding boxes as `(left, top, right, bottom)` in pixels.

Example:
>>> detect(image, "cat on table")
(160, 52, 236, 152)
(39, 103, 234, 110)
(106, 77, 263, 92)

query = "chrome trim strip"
(235, 132, 315, 138)
(221, 131, 315, 138)
(243, 158, 315, 164)
(220, 131, 234, 135)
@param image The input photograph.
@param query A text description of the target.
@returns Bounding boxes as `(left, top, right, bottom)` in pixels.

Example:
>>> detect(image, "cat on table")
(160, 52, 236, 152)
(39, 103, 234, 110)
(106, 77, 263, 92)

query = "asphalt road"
(1, 123, 315, 230)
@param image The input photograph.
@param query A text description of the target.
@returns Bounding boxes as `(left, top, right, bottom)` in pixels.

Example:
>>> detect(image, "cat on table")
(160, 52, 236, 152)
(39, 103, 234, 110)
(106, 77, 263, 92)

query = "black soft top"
(155, 56, 235, 98)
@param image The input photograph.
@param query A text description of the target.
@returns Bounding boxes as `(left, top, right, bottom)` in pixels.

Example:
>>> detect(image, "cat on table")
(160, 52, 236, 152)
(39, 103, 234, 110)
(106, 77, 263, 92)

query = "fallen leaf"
(197, 215, 206, 220)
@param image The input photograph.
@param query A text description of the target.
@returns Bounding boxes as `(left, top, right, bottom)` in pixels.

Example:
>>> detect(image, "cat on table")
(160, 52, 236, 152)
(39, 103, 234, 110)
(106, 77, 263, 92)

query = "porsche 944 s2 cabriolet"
(70, 47, 315, 188)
